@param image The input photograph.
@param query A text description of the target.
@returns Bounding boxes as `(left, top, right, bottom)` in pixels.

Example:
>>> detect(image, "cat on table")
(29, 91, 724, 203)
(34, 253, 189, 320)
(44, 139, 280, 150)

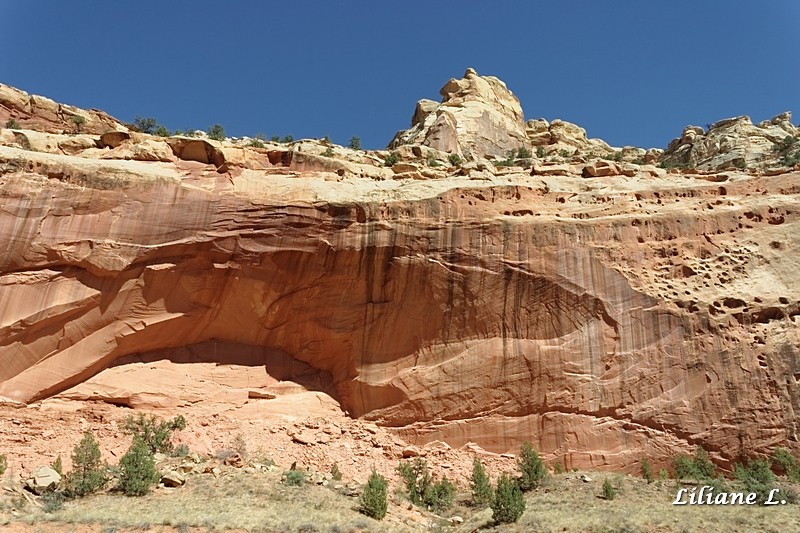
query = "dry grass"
(7, 469, 412, 533)
(3, 469, 800, 532)
(456, 473, 800, 532)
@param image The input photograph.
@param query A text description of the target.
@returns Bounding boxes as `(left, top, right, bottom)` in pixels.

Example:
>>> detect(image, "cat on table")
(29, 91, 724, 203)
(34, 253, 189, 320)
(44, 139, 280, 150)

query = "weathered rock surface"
(2, 80, 800, 474)
(24, 466, 61, 494)
(160, 470, 186, 487)
(526, 118, 614, 157)
(0, 83, 128, 135)
(390, 68, 529, 159)
(661, 112, 799, 171)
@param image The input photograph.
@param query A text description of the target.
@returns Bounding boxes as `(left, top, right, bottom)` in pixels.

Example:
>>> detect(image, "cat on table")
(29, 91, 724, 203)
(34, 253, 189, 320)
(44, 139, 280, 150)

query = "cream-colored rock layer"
(662, 112, 799, 171)
(390, 68, 529, 158)
(2, 136, 800, 471)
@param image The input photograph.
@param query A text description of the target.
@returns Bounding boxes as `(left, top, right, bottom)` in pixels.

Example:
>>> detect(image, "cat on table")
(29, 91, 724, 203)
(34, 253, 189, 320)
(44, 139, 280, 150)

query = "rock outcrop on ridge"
(389, 68, 530, 158)
(390, 68, 660, 165)
(0, 83, 128, 135)
(661, 112, 799, 172)
(1, 73, 800, 472)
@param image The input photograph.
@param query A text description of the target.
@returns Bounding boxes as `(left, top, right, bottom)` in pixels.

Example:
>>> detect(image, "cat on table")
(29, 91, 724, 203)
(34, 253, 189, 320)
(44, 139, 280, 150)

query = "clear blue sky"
(1, 1, 798, 149)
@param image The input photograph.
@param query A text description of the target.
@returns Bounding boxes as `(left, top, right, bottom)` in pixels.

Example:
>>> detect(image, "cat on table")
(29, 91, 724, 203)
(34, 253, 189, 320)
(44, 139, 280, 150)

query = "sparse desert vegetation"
(3, 430, 799, 532)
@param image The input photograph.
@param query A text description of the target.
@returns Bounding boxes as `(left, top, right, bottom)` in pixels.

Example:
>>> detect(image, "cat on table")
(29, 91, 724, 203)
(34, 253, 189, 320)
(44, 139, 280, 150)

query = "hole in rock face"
(61, 341, 337, 410)
(111, 340, 332, 390)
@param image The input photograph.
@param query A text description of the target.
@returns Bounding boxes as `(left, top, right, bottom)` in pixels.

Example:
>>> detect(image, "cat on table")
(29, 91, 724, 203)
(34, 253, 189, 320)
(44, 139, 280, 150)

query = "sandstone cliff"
(1, 75, 800, 472)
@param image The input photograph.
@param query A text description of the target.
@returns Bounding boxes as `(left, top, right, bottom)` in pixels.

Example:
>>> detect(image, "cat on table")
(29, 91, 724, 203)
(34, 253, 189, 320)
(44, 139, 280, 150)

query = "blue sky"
(1, 1, 798, 149)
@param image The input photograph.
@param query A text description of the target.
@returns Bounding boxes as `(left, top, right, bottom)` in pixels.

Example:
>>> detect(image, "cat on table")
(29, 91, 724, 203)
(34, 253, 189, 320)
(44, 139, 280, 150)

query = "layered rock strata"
(2, 79, 800, 471)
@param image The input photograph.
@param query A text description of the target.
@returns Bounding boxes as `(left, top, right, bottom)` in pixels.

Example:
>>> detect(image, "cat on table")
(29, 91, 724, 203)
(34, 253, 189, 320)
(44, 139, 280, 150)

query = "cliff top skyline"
(2, 1, 798, 150)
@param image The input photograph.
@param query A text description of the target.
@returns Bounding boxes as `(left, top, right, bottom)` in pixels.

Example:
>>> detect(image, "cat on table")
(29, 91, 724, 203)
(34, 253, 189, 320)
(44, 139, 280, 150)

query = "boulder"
(167, 137, 226, 167)
(100, 138, 175, 163)
(160, 470, 186, 487)
(98, 131, 131, 148)
(531, 162, 579, 176)
(25, 466, 61, 495)
(583, 161, 623, 178)
(402, 445, 422, 458)
(223, 452, 245, 468)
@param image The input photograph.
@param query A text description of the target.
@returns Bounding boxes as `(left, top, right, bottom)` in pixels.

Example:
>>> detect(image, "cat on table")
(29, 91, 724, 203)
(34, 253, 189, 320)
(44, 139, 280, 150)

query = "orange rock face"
(2, 85, 800, 473)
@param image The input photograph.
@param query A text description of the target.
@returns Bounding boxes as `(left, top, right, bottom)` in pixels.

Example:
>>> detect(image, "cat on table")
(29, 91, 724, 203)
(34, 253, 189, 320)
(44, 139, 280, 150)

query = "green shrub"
(121, 413, 186, 454)
(553, 463, 565, 475)
(535, 146, 545, 158)
(734, 458, 778, 504)
(281, 135, 294, 144)
(284, 469, 305, 486)
(65, 430, 107, 497)
(118, 437, 159, 496)
(613, 151, 624, 162)
(171, 444, 190, 458)
(322, 147, 335, 157)
(41, 491, 65, 513)
(641, 458, 654, 483)
(153, 124, 170, 137)
(396, 458, 452, 510)
(397, 458, 431, 506)
(0, 453, 6, 475)
(782, 150, 800, 167)
(497, 149, 517, 167)
(491, 473, 525, 524)
(673, 455, 694, 479)
(206, 124, 225, 141)
(359, 469, 388, 520)
(425, 477, 455, 512)
(52, 455, 63, 476)
(271, 135, 281, 143)
(558, 148, 571, 158)
(674, 446, 716, 480)
(470, 458, 493, 506)
(426, 155, 441, 167)
(602, 478, 617, 500)
(517, 147, 532, 159)
(448, 153, 463, 166)
(348, 136, 361, 150)
(780, 485, 799, 504)
(384, 152, 400, 167)
(517, 441, 548, 492)
(5, 118, 20, 129)
(249, 138, 265, 148)
(330, 462, 343, 481)
(658, 468, 670, 480)
(733, 158, 746, 170)
(771, 447, 800, 481)
(71, 115, 87, 131)
(132, 116, 157, 134)
(774, 135, 798, 152)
